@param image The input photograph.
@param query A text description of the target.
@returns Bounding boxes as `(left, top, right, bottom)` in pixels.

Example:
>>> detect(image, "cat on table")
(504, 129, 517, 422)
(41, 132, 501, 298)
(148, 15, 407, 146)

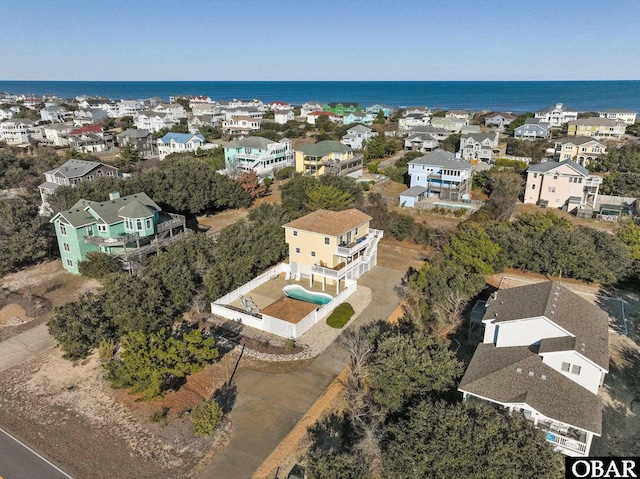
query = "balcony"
(336, 228, 382, 257)
(156, 213, 186, 234)
(544, 430, 588, 456)
(84, 232, 140, 247)
(311, 257, 362, 278)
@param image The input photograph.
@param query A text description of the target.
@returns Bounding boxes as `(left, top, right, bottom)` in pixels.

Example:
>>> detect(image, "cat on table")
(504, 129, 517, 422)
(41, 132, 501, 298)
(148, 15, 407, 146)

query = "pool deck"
(229, 274, 336, 325)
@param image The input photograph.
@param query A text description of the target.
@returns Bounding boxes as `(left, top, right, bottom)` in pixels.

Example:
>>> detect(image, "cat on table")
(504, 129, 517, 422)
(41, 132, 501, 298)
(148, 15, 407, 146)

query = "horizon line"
(1, 79, 639, 83)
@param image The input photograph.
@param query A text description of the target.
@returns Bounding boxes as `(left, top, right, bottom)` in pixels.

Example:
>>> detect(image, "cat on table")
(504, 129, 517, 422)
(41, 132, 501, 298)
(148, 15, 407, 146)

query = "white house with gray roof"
(524, 159, 602, 211)
(598, 109, 637, 125)
(459, 132, 502, 163)
(535, 103, 578, 128)
(402, 150, 473, 204)
(341, 124, 377, 150)
(514, 118, 550, 140)
(223, 136, 293, 177)
(460, 281, 609, 456)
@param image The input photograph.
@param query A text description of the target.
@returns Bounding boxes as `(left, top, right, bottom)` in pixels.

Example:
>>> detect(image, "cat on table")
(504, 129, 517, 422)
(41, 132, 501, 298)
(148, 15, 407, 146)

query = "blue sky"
(2, 0, 639, 81)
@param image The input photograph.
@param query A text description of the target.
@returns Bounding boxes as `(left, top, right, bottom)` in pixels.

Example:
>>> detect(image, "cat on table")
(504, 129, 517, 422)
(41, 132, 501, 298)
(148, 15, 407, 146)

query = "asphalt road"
(0, 427, 74, 479)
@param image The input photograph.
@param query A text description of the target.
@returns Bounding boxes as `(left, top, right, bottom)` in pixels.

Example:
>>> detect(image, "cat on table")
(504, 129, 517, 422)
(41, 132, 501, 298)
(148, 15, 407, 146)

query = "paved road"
(0, 427, 73, 479)
(196, 266, 405, 479)
(0, 324, 55, 373)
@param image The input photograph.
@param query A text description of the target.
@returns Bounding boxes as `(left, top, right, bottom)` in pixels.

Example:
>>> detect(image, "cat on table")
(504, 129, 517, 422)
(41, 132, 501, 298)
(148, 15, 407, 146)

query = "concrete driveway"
(0, 324, 55, 373)
(196, 266, 405, 479)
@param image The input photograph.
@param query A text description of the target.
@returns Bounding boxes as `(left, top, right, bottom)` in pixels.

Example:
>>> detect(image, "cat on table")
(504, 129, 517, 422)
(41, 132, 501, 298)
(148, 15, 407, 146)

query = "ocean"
(1, 80, 639, 113)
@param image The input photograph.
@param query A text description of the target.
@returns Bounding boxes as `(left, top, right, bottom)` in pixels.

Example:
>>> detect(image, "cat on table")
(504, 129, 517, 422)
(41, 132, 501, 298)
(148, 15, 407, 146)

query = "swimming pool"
(433, 202, 472, 210)
(283, 285, 332, 305)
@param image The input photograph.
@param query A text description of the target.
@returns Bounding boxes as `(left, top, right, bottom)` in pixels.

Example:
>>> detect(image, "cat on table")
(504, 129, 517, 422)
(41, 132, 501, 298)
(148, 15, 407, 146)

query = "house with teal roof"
(157, 132, 207, 160)
(50, 191, 186, 273)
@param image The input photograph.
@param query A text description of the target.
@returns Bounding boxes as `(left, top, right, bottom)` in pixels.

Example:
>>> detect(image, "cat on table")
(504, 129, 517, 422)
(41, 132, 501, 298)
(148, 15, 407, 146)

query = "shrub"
(98, 337, 117, 362)
(191, 399, 224, 436)
(275, 166, 295, 180)
(326, 303, 355, 329)
(78, 252, 122, 279)
(453, 208, 467, 217)
(149, 407, 169, 424)
(284, 338, 296, 351)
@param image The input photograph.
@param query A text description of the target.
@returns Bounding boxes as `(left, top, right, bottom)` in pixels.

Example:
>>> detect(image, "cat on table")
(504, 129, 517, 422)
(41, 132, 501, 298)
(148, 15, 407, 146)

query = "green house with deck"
(50, 191, 186, 273)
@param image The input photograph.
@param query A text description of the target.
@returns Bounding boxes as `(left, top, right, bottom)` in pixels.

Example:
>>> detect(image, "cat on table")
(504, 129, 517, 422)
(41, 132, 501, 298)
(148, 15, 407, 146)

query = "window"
(136, 219, 142, 230)
(293, 230, 297, 236)
(65, 259, 73, 267)
(533, 173, 538, 178)
(146, 218, 152, 229)
(324, 237, 330, 245)
(295, 247, 300, 254)
(571, 365, 581, 375)
(59, 223, 67, 236)
(311, 251, 316, 257)
(548, 187, 556, 193)
(125, 218, 133, 230)
(63, 242, 70, 252)
(531, 184, 536, 190)
(86, 227, 93, 236)
(98, 224, 107, 233)
(561, 362, 570, 372)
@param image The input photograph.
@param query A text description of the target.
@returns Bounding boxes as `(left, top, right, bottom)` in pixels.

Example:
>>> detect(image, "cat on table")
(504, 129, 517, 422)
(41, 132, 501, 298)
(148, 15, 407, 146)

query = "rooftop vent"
(109, 191, 120, 200)
(528, 371, 535, 377)
(516, 368, 522, 373)
(540, 375, 547, 380)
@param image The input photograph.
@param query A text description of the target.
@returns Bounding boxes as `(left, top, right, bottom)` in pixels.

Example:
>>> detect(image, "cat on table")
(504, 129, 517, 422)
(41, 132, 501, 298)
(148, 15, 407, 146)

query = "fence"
(211, 264, 358, 339)
(213, 263, 289, 306)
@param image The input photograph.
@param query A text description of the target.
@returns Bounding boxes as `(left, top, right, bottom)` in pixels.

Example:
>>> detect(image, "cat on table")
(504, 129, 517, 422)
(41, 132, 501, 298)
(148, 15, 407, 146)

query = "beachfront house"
(567, 118, 626, 140)
(366, 104, 395, 118)
(187, 114, 218, 133)
(341, 124, 377, 150)
(554, 138, 606, 166)
(295, 140, 362, 177)
(41, 123, 74, 147)
(598, 109, 637, 125)
(445, 110, 471, 122)
(323, 102, 362, 116)
(50, 191, 186, 274)
(524, 159, 602, 212)
(283, 209, 382, 292)
(38, 159, 120, 215)
(66, 125, 112, 153)
(73, 108, 108, 126)
(268, 101, 292, 111)
(301, 101, 324, 118)
(405, 125, 451, 141)
(40, 105, 72, 123)
(459, 281, 608, 457)
(514, 118, 550, 140)
(224, 136, 293, 177)
(484, 112, 517, 129)
(401, 150, 472, 205)
(535, 103, 578, 128)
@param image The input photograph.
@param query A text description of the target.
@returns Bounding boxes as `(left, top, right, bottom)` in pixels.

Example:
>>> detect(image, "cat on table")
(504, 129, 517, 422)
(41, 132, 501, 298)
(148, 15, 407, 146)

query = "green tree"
(105, 328, 218, 399)
(443, 221, 502, 275)
(78, 252, 122, 279)
(367, 332, 463, 413)
(48, 293, 114, 359)
(305, 183, 355, 211)
(383, 400, 564, 479)
(0, 198, 56, 275)
(617, 219, 640, 260)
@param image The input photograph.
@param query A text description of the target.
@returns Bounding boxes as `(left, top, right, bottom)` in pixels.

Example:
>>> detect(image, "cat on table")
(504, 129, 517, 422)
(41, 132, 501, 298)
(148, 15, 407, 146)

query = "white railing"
(213, 263, 289, 306)
(311, 258, 362, 278)
(545, 431, 588, 455)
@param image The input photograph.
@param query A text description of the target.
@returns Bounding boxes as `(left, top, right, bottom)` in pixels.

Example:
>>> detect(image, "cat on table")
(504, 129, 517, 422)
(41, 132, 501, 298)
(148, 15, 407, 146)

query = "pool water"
(283, 285, 332, 305)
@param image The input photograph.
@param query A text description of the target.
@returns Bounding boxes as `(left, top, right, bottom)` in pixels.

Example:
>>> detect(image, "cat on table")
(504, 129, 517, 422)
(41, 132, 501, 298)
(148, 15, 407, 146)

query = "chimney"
(109, 191, 120, 200)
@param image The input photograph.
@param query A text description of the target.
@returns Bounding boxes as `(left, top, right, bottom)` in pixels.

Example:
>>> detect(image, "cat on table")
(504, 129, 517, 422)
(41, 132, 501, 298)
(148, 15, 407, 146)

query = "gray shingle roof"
(459, 343, 603, 434)
(483, 282, 609, 370)
(347, 124, 372, 134)
(400, 186, 428, 197)
(556, 136, 605, 147)
(527, 160, 589, 177)
(45, 159, 104, 179)
(408, 150, 472, 170)
(117, 128, 150, 139)
(298, 140, 351, 156)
